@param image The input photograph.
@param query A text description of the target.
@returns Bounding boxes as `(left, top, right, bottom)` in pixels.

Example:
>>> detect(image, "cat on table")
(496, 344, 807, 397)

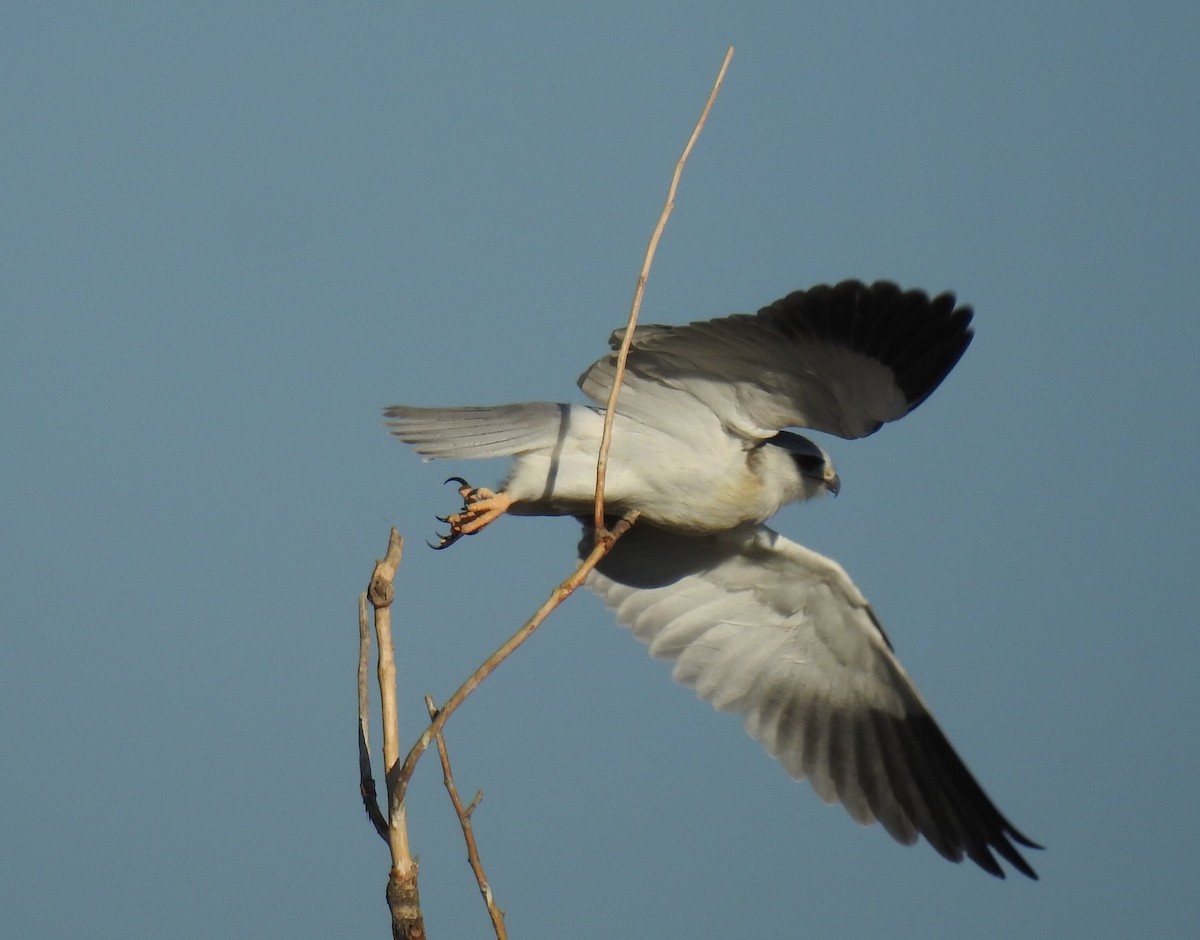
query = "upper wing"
(578, 280, 973, 441)
(582, 521, 1038, 878)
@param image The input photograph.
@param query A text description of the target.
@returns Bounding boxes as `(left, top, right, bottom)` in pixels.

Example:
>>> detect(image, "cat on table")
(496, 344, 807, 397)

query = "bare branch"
(364, 529, 425, 939)
(426, 696, 507, 939)
(390, 510, 641, 817)
(360, 51, 734, 936)
(358, 592, 388, 839)
(592, 46, 735, 533)
(368, 529, 414, 874)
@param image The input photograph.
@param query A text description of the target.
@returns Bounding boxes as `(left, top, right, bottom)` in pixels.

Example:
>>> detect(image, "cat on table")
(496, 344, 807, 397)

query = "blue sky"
(2, 4, 1197, 938)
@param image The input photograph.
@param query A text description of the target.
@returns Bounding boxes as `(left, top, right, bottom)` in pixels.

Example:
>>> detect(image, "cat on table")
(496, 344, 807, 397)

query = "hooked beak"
(825, 469, 841, 497)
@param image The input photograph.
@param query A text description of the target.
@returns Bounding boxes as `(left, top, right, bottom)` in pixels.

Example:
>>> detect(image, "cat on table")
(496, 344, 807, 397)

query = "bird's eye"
(794, 453, 824, 473)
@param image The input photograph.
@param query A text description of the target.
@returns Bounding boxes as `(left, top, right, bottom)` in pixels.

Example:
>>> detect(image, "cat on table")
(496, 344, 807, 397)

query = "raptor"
(386, 279, 1039, 878)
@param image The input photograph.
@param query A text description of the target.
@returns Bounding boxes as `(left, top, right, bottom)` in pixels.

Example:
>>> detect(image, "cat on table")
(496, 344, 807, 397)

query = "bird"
(385, 278, 1040, 878)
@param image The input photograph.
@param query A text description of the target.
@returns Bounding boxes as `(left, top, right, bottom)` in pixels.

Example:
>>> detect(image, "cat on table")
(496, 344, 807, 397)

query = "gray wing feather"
(578, 280, 973, 441)
(582, 520, 1039, 878)
(383, 403, 571, 459)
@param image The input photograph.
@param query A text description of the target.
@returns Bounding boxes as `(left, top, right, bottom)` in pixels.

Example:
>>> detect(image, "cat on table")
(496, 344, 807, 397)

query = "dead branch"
(426, 695, 507, 940)
(359, 593, 388, 839)
(364, 530, 425, 939)
(592, 45, 734, 532)
(359, 47, 734, 936)
(389, 510, 640, 819)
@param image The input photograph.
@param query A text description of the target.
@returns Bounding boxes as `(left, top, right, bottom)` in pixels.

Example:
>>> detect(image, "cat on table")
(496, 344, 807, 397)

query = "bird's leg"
(430, 477, 514, 550)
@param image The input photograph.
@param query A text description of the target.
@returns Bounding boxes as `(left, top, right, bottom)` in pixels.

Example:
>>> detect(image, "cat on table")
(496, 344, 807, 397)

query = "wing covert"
(578, 280, 973, 440)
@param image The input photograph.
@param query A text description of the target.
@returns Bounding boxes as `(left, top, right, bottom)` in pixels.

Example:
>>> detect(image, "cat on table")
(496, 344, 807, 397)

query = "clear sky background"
(3, 4, 1197, 938)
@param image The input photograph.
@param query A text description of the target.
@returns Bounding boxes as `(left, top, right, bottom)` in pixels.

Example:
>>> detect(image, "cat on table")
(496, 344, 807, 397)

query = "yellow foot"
(431, 477, 514, 550)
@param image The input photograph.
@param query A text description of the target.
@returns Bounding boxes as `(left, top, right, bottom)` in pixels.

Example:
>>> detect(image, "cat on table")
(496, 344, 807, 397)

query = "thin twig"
(359, 592, 388, 839)
(426, 696, 507, 940)
(389, 510, 640, 817)
(592, 45, 734, 533)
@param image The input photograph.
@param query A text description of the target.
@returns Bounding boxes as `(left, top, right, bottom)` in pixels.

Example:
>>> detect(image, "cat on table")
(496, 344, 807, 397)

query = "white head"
(770, 430, 840, 499)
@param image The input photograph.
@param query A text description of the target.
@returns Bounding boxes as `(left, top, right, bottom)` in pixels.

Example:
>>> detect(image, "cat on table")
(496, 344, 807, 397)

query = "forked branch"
(359, 46, 734, 938)
(386, 46, 732, 823)
(426, 696, 507, 939)
(362, 530, 425, 939)
(388, 510, 640, 819)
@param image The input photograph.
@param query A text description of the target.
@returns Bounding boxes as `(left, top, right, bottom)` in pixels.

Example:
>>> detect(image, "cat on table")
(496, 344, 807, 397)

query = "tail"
(383, 403, 570, 459)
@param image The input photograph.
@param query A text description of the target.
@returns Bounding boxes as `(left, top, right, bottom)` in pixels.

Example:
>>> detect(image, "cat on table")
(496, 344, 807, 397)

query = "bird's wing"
(582, 521, 1038, 878)
(577, 280, 973, 441)
(383, 403, 574, 459)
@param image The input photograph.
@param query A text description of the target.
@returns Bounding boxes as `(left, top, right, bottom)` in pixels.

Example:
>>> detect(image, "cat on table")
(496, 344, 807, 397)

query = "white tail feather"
(383, 403, 572, 459)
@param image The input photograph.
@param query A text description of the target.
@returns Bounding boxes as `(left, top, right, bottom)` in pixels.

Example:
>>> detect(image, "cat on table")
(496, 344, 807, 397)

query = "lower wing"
(582, 520, 1039, 878)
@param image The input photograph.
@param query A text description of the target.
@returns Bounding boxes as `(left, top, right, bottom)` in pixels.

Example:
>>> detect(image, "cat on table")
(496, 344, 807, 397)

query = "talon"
(427, 480, 514, 548)
(443, 475, 478, 501)
(429, 530, 464, 551)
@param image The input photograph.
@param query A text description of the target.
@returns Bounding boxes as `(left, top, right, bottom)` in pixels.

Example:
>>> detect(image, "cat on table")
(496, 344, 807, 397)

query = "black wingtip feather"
(906, 713, 1041, 879)
(757, 279, 975, 419)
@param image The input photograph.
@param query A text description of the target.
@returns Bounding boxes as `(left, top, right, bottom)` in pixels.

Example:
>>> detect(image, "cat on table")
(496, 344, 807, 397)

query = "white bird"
(385, 279, 1039, 878)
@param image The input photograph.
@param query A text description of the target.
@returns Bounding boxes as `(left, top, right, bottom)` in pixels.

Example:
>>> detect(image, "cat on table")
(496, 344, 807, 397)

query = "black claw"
(431, 477, 474, 549)
(429, 529, 464, 551)
(428, 516, 467, 549)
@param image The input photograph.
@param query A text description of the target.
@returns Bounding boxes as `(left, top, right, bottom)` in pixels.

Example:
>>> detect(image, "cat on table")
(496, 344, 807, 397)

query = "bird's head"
(771, 431, 840, 499)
